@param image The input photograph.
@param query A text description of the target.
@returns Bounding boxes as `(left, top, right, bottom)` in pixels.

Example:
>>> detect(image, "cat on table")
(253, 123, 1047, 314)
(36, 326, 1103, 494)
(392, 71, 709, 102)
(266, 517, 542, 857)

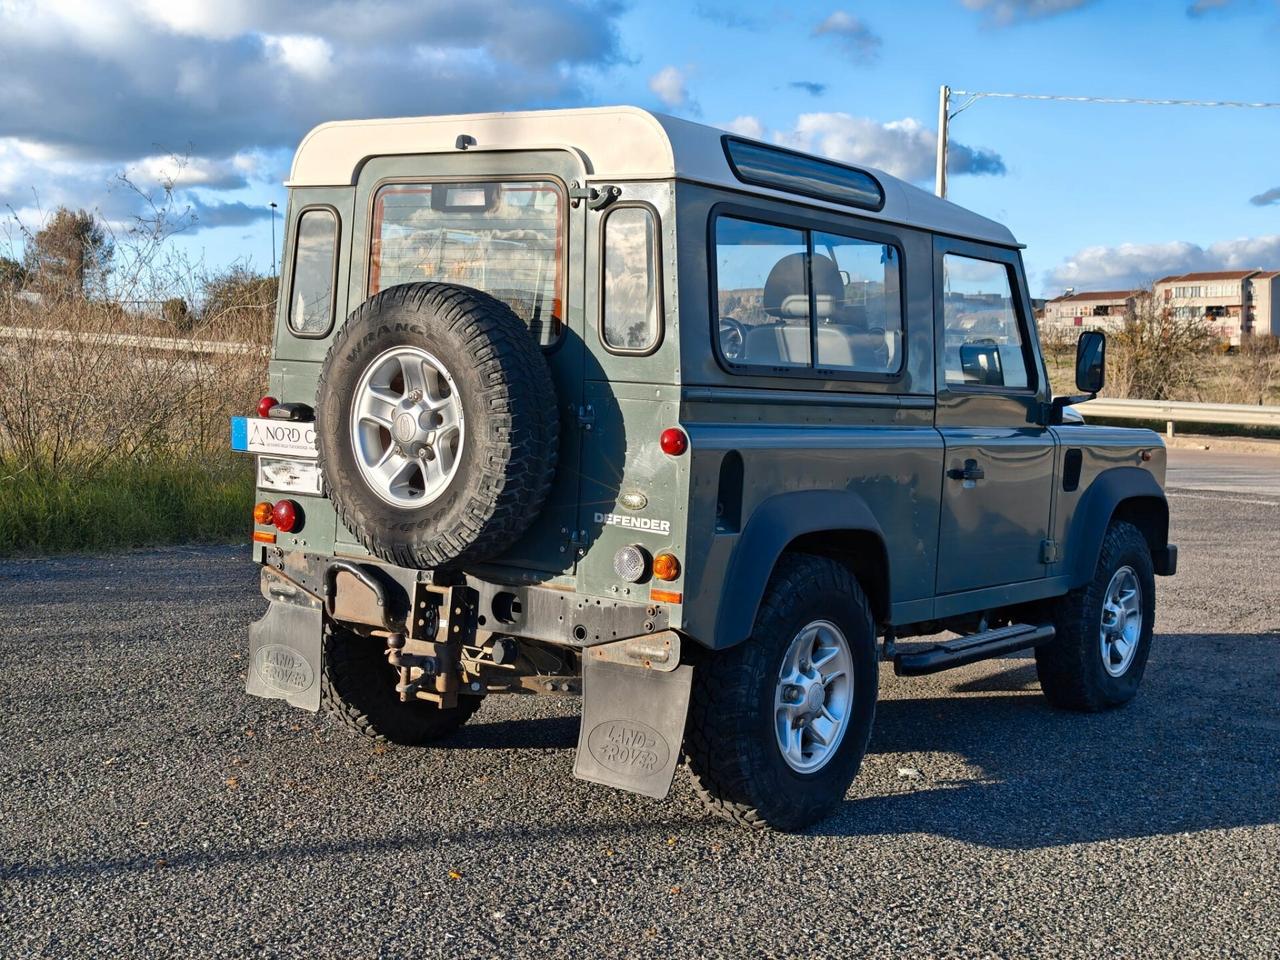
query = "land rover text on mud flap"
(233, 107, 1177, 831)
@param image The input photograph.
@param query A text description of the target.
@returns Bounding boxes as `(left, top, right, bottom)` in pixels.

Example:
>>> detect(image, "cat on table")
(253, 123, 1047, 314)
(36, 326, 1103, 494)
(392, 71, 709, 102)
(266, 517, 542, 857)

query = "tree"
(23, 207, 114, 297)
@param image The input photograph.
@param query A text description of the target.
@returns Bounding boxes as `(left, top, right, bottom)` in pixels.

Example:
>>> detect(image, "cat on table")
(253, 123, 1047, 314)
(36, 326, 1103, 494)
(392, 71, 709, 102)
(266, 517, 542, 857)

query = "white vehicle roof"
(287, 106, 1018, 247)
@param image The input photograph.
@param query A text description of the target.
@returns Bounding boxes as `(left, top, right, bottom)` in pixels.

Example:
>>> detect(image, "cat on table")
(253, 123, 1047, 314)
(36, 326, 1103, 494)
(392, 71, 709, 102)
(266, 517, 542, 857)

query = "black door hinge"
(569, 181, 621, 210)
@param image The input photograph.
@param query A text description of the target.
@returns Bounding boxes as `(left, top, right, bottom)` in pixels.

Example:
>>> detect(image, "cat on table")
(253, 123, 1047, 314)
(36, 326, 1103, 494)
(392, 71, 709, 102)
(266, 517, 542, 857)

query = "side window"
(812, 231, 902, 374)
(715, 217, 810, 368)
(714, 214, 903, 375)
(601, 206, 661, 353)
(941, 254, 1029, 390)
(288, 208, 338, 335)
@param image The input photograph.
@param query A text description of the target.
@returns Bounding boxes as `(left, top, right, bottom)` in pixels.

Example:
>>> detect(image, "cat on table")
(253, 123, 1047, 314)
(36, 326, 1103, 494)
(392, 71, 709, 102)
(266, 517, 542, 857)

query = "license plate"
(258, 457, 324, 496)
(230, 416, 318, 458)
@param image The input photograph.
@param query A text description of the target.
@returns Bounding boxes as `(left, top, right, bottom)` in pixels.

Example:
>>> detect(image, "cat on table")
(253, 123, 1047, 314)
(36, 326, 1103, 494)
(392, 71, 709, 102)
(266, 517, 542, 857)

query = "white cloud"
(263, 33, 334, 80)
(812, 11, 882, 62)
(772, 112, 1005, 182)
(0, 0, 626, 233)
(1046, 235, 1280, 293)
(648, 65, 690, 109)
(962, 0, 1093, 25)
(723, 115, 765, 139)
(134, 0, 258, 39)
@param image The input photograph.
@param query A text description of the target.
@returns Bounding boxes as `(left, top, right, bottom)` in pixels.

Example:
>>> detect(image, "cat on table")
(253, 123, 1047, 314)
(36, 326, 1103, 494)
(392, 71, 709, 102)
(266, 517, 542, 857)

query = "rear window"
(369, 180, 564, 346)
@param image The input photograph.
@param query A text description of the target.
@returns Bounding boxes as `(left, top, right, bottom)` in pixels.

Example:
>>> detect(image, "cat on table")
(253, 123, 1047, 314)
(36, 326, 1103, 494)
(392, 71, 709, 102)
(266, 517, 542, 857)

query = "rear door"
(933, 237, 1056, 594)
(343, 150, 588, 574)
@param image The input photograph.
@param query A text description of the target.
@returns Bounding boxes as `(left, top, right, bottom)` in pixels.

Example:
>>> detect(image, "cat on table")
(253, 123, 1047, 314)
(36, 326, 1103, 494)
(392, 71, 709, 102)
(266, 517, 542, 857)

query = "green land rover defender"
(235, 107, 1177, 831)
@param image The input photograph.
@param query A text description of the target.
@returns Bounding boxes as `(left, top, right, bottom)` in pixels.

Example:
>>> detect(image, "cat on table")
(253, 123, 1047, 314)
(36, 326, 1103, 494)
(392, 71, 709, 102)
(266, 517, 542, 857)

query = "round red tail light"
(659, 427, 688, 456)
(257, 396, 278, 418)
(271, 499, 301, 532)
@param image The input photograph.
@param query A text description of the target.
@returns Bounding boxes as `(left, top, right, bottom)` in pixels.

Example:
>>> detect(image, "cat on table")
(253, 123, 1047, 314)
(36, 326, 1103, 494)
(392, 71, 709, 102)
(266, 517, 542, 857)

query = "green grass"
(0, 455, 255, 554)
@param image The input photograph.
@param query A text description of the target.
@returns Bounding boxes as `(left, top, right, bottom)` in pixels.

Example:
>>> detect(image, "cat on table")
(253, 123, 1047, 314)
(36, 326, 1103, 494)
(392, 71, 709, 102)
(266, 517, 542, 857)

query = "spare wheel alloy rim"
(349, 345, 465, 508)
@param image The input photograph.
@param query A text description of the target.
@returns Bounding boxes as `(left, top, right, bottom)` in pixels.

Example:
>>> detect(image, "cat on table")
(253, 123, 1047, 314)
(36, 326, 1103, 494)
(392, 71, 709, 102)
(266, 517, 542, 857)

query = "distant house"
(1152, 270, 1280, 346)
(1042, 289, 1143, 332)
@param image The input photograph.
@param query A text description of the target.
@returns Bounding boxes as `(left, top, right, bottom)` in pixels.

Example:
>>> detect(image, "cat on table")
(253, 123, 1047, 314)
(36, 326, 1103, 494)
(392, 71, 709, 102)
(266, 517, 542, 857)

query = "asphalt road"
(2, 450, 1277, 959)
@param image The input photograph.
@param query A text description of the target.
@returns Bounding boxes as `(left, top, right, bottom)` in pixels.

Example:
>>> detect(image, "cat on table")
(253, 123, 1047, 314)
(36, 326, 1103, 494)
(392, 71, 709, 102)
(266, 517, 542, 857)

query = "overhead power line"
(934, 85, 1280, 198)
(949, 90, 1280, 112)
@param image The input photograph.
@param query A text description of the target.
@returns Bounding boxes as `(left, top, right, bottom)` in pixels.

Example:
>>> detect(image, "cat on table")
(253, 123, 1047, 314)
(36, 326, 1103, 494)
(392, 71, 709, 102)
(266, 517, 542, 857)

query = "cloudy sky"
(1, 0, 1277, 295)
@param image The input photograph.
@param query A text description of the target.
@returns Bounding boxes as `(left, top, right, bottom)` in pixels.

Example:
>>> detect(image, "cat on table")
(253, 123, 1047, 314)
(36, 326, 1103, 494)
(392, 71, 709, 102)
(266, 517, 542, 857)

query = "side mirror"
(1075, 330, 1106, 394)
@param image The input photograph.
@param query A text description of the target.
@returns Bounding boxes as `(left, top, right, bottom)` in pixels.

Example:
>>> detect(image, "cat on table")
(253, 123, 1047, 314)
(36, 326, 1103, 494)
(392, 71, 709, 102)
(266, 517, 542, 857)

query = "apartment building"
(1154, 270, 1280, 345)
(1042, 290, 1141, 332)
(1043, 270, 1280, 345)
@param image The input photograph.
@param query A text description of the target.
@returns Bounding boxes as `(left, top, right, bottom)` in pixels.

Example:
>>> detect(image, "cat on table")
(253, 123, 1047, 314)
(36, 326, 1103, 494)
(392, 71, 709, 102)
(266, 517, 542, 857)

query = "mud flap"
(573, 657, 693, 800)
(245, 601, 324, 712)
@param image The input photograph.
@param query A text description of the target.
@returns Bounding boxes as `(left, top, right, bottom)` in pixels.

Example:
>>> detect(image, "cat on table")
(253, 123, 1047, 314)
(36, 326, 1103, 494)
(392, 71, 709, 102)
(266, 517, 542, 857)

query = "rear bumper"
(1153, 544, 1178, 577)
(255, 547, 672, 647)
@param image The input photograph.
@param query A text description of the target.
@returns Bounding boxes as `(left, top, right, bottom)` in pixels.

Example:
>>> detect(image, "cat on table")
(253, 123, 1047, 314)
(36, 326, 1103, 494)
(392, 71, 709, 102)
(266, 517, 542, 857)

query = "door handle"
(947, 459, 986, 482)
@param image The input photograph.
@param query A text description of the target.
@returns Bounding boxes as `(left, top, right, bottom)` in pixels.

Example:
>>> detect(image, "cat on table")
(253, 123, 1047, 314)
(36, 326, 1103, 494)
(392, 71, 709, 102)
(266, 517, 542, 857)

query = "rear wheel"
(684, 554, 878, 831)
(1036, 521, 1155, 711)
(322, 626, 480, 745)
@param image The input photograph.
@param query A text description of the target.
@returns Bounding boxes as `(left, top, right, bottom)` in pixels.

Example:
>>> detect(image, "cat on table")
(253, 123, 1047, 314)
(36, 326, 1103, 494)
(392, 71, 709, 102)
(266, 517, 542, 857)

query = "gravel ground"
(2, 461, 1278, 958)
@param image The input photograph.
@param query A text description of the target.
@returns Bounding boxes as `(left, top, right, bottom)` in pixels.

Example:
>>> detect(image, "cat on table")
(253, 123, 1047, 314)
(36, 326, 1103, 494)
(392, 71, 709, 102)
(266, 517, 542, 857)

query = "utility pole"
(269, 202, 279, 277)
(935, 84, 950, 199)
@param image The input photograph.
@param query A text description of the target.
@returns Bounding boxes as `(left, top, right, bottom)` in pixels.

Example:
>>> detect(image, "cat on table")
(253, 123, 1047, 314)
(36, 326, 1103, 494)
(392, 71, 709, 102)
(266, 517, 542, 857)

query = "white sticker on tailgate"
(231, 416, 318, 458)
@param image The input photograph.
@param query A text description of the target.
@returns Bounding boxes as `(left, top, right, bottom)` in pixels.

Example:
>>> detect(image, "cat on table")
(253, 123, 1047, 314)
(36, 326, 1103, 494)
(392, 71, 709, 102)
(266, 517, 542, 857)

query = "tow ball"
(385, 632, 442, 701)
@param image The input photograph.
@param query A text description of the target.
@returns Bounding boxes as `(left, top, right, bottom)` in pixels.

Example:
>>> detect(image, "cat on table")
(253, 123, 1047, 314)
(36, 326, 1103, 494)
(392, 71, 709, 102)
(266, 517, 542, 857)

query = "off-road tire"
(1036, 520, 1155, 712)
(321, 625, 481, 745)
(684, 553, 879, 831)
(315, 282, 558, 569)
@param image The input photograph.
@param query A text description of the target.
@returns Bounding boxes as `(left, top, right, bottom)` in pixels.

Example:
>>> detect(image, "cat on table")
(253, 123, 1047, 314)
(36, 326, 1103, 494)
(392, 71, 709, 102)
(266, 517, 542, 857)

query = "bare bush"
(0, 174, 269, 477)
(1106, 293, 1215, 401)
(1233, 335, 1280, 406)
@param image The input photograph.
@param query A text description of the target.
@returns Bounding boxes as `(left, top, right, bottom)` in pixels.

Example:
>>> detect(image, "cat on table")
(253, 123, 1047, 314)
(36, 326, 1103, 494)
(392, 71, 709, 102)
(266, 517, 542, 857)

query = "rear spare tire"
(316, 283, 558, 568)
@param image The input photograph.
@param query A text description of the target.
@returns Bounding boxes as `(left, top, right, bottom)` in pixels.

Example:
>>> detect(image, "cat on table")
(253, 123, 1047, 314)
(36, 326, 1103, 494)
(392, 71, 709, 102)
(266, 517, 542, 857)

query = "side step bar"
(894, 623, 1055, 677)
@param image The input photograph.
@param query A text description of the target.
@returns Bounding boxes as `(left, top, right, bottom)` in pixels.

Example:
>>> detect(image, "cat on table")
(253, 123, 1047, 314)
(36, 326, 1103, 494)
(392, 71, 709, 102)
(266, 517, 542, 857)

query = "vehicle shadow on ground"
(816, 632, 1280, 847)
(444, 632, 1280, 849)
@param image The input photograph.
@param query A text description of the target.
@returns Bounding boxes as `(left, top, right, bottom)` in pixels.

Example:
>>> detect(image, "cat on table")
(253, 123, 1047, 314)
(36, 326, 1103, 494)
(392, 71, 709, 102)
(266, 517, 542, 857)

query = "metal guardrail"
(0, 325, 267, 357)
(1079, 397, 1280, 433)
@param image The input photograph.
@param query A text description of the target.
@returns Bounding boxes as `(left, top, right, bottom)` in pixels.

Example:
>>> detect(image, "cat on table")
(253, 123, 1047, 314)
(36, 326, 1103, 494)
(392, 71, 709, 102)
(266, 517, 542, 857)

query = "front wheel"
(684, 554, 878, 831)
(1036, 520, 1156, 711)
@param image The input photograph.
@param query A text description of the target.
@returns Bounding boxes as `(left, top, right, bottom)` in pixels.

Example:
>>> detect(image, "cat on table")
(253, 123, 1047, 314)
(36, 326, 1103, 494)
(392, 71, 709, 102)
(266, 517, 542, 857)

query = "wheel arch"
(1065, 466, 1171, 587)
(711, 490, 890, 650)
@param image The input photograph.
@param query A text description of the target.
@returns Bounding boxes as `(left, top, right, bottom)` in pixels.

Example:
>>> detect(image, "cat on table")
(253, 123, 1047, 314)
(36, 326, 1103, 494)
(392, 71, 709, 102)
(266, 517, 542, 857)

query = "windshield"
(369, 180, 564, 346)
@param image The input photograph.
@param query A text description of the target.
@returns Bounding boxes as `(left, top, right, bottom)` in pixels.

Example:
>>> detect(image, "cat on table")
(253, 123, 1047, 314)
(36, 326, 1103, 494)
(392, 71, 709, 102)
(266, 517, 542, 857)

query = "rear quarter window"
(288, 208, 338, 335)
(601, 205, 661, 354)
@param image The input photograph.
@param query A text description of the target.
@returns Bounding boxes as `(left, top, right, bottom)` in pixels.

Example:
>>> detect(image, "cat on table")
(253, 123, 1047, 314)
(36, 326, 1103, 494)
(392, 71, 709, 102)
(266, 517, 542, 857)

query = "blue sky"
(1, 0, 1276, 297)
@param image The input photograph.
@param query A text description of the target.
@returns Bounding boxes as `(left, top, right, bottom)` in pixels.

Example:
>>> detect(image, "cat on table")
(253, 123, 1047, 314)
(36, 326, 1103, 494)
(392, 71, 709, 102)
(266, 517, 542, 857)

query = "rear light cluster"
(253, 499, 302, 534)
(612, 545, 681, 585)
(659, 427, 688, 456)
(257, 396, 278, 418)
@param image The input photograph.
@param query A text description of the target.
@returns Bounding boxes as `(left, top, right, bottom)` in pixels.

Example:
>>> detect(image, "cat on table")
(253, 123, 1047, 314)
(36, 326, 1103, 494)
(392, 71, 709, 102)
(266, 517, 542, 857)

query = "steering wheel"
(719, 316, 747, 362)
